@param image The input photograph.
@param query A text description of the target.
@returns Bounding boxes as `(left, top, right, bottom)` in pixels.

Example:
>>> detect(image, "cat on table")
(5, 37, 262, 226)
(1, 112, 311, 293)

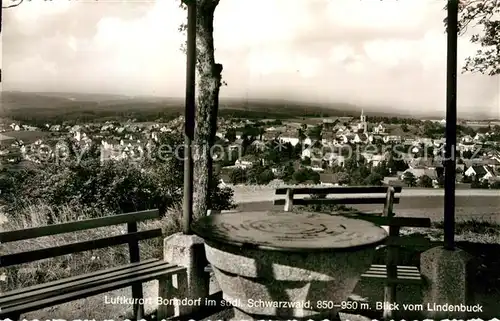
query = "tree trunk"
(192, 0, 222, 219)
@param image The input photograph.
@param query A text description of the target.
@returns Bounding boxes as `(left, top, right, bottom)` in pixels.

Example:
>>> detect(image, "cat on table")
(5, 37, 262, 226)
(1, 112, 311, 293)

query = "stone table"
(192, 211, 387, 321)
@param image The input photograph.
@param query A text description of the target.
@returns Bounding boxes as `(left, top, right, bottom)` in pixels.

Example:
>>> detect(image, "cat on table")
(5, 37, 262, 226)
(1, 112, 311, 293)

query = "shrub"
(292, 168, 320, 184)
(229, 167, 247, 184)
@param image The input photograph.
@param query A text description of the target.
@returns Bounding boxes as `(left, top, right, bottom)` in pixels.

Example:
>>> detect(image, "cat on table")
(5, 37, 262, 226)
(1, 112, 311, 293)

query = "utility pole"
(182, 0, 196, 234)
(444, 0, 458, 250)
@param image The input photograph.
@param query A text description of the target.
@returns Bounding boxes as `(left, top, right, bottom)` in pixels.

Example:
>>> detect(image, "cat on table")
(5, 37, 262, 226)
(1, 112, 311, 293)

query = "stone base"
(420, 246, 477, 319)
(161, 232, 210, 317)
(206, 240, 376, 320)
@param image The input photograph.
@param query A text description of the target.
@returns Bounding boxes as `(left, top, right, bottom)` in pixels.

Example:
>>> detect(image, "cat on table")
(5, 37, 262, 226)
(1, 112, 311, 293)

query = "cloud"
(1, 0, 499, 117)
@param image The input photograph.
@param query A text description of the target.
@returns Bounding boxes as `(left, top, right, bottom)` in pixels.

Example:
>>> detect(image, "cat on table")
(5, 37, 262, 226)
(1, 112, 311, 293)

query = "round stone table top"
(191, 211, 388, 252)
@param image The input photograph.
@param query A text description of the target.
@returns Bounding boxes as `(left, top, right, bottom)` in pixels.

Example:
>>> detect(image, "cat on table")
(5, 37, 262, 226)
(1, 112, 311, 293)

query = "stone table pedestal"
(192, 211, 387, 321)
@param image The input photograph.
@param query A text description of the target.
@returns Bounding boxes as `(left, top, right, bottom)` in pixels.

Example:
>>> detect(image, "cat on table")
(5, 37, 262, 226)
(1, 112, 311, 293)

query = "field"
(0, 130, 53, 143)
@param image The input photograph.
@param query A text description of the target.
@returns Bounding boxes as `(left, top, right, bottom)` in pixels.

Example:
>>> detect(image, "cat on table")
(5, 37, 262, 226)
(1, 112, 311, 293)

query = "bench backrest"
(0, 209, 162, 268)
(274, 186, 402, 214)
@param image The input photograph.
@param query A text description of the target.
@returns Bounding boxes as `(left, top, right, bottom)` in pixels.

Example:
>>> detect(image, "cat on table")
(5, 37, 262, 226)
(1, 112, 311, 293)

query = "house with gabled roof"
(464, 165, 495, 181)
(373, 122, 386, 134)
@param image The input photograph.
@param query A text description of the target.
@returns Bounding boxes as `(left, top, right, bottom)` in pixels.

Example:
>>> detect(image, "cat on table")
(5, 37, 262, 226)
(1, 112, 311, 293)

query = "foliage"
(386, 149, 409, 173)
(437, 174, 446, 188)
(422, 121, 446, 138)
(403, 171, 417, 187)
(307, 125, 323, 141)
(278, 162, 295, 183)
(363, 172, 384, 186)
(229, 167, 247, 184)
(419, 175, 434, 188)
(490, 180, 500, 189)
(246, 163, 275, 185)
(224, 128, 236, 142)
(0, 132, 235, 220)
(449, 0, 500, 75)
(292, 168, 320, 184)
(372, 161, 390, 177)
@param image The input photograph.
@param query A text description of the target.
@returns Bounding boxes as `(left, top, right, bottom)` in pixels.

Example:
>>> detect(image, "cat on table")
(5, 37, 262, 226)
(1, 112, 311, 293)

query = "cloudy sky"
(1, 0, 499, 117)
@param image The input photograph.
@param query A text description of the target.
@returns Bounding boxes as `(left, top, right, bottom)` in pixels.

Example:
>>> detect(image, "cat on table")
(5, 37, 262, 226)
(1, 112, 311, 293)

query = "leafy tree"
(437, 174, 446, 188)
(461, 150, 474, 159)
(333, 172, 350, 185)
(401, 124, 409, 132)
(246, 163, 274, 185)
(386, 150, 408, 174)
(373, 161, 390, 177)
(302, 156, 312, 166)
(278, 162, 295, 183)
(224, 128, 236, 142)
(448, 0, 500, 75)
(490, 181, 500, 189)
(307, 125, 323, 142)
(403, 172, 417, 187)
(297, 128, 307, 143)
(349, 164, 371, 185)
(229, 167, 247, 184)
(292, 168, 320, 184)
(419, 175, 434, 188)
(364, 173, 383, 186)
(257, 169, 275, 185)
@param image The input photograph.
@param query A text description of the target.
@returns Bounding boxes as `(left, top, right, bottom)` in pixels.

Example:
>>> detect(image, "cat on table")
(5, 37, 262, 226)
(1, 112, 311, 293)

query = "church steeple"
(360, 109, 367, 133)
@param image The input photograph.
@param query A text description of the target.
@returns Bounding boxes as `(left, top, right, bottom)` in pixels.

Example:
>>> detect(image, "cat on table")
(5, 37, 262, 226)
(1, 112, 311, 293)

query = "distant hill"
(3, 91, 491, 123)
(2, 91, 361, 124)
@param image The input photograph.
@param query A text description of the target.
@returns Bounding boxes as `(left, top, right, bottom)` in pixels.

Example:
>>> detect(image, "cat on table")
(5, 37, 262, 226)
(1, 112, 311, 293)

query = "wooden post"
(383, 225, 400, 320)
(383, 186, 395, 217)
(127, 222, 145, 319)
(383, 186, 397, 320)
(182, 0, 196, 235)
(284, 188, 294, 212)
(444, 0, 458, 250)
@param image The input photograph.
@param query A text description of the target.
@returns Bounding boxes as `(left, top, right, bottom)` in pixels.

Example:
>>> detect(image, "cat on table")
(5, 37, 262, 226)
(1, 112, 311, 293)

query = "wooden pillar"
(182, 0, 196, 235)
(444, 0, 458, 250)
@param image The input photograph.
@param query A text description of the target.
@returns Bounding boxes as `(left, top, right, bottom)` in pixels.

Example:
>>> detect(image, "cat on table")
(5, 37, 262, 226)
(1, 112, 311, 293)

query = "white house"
(383, 135, 402, 144)
(464, 165, 495, 181)
(280, 136, 311, 147)
(401, 167, 439, 185)
(373, 123, 386, 134)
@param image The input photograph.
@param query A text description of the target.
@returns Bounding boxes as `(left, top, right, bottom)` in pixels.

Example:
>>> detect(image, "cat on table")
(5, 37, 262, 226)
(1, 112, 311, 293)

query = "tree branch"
(2, 0, 23, 9)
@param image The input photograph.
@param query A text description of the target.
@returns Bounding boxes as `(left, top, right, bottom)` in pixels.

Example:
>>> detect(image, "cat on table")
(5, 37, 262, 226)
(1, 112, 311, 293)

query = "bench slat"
(361, 265, 423, 285)
(0, 209, 160, 243)
(0, 229, 162, 267)
(1, 262, 178, 308)
(0, 265, 186, 317)
(274, 197, 400, 206)
(0, 260, 172, 306)
(0, 258, 159, 300)
(275, 186, 402, 195)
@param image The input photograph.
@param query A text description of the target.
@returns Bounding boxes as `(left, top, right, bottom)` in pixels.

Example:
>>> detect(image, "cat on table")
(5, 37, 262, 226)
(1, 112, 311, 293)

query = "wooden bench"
(0, 209, 186, 321)
(274, 185, 432, 319)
